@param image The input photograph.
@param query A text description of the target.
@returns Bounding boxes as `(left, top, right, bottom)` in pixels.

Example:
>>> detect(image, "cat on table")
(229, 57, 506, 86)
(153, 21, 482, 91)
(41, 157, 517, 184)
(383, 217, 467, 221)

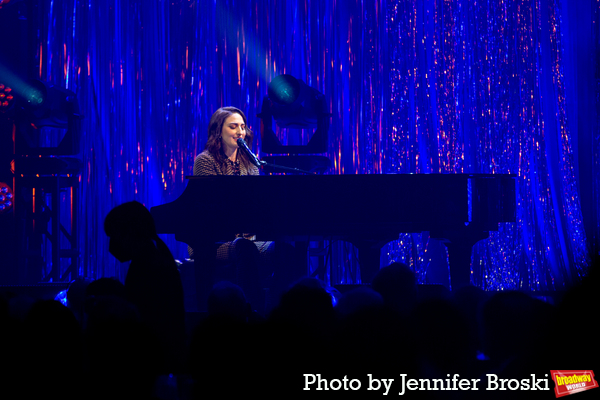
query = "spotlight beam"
(0, 62, 44, 107)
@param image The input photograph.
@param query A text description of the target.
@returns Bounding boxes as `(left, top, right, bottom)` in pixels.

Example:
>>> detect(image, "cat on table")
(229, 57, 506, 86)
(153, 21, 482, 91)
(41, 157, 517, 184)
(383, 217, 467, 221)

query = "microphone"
(237, 138, 263, 168)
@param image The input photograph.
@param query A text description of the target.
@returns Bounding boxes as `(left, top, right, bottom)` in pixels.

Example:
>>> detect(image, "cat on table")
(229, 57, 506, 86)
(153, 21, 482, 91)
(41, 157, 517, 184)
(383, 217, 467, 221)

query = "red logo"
(551, 370, 598, 397)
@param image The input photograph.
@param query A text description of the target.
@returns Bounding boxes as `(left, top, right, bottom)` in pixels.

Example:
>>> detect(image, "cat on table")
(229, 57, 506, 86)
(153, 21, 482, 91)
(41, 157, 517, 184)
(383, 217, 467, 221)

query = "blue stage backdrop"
(26, 0, 596, 290)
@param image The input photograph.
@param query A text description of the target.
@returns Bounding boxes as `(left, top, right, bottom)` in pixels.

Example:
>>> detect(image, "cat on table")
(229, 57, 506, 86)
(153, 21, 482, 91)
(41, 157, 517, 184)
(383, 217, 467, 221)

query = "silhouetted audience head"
(83, 278, 139, 330)
(207, 280, 249, 322)
(19, 300, 83, 399)
(66, 277, 92, 319)
(23, 299, 81, 353)
(189, 289, 263, 398)
(371, 261, 418, 316)
(272, 277, 335, 328)
(554, 256, 600, 370)
(334, 285, 384, 317)
(334, 287, 411, 373)
(411, 298, 475, 376)
(85, 276, 126, 299)
(104, 201, 158, 262)
(85, 309, 161, 400)
(481, 291, 555, 374)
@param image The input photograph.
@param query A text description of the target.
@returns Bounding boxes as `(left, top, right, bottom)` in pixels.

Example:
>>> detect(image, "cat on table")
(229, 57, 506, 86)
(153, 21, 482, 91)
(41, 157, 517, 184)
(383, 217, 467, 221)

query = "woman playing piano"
(192, 107, 304, 314)
(192, 107, 270, 312)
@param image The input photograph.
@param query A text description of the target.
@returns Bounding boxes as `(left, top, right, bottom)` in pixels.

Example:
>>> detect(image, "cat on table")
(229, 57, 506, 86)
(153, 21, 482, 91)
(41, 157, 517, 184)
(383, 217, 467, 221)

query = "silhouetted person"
(480, 291, 556, 379)
(207, 280, 251, 322)
(268, 277, 336, 336)
(372, 262, 418, 317)
(104, 201, 186, 373)
(334, 285, 384, 318)
(85, 276, 127, 298)
(84, 298, 161, 400)
(554, 256, 600, 371)
(410, 298, 477, 379)
(189, 282, 265, 398)
(452, 285, 489, 369)
(16, 300, 83, 400)
(334, 286, 415, 376)
(84, 277, 139, 329)
(265, 278, 337, 389)
(66, 277, 92, 325)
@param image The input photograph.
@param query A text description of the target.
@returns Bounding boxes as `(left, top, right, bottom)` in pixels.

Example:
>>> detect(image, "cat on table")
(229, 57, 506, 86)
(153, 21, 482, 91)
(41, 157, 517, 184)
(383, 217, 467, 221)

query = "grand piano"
(151, 173, 515, 290)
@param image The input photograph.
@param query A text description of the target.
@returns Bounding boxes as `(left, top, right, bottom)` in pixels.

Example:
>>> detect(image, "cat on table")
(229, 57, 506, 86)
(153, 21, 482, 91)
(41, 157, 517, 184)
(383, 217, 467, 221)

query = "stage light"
(259, 74, 330, 159)
(0, 83, 15, 113)
(18, 79, 80, 128)
(268, 74, 302, 107)
(13, 79, 82, 156)
(54, 289, 68, 306)
(0, 182, 13, 213)
(266, 74, 325, 129)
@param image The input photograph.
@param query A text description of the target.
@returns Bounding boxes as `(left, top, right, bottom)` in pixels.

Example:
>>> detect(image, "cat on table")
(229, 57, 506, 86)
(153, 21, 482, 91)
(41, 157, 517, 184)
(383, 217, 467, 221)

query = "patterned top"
(188, 150, 260, 257)
(193, 150, 259, 176)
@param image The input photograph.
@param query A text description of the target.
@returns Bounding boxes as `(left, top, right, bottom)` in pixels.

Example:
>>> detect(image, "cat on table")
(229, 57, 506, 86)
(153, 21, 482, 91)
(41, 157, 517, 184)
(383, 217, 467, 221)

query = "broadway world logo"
(551, 370, 598, 397)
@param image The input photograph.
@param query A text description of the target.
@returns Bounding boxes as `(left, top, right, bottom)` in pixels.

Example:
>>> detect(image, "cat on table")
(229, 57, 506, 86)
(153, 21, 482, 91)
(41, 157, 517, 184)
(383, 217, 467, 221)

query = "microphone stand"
(257, 159, 316, 175)
(236, 138, 315, 175)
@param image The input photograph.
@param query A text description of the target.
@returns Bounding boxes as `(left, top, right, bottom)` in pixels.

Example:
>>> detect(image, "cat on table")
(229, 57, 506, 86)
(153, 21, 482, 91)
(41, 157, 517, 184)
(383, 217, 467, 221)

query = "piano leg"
(435, 228, 490, 291)
(192, 241, 219, 313)
(445, 243, 475, 290)
(355, 242, 382, 284)
(192, 239, 267, 314)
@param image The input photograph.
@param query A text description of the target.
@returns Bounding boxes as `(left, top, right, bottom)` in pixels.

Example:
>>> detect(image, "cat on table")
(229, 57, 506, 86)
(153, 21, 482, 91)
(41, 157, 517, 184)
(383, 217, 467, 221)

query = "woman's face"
(221, 113, 246, 153)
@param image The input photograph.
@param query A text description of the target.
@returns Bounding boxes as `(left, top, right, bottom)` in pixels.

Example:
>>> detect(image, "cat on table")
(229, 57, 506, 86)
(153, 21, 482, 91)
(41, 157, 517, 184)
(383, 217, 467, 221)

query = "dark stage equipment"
(0, 181, 12, 213)
(258, 74, 331, 174)
(11, 79, 83, 284)
(0, 182, 15, 214)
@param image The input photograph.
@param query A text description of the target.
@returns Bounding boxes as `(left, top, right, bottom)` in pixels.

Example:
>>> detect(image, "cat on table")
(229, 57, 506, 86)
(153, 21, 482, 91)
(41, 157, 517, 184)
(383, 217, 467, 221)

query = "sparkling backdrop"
(25, 0, 592, 290)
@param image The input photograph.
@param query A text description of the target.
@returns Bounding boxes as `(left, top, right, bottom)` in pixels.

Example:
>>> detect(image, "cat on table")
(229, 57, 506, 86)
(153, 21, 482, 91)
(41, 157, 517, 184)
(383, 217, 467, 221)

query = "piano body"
(151, 173, 516, 290)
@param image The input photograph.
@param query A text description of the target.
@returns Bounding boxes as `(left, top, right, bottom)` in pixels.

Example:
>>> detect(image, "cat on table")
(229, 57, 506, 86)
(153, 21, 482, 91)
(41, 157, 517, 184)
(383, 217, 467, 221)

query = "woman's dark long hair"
(204, 107, 254, 172)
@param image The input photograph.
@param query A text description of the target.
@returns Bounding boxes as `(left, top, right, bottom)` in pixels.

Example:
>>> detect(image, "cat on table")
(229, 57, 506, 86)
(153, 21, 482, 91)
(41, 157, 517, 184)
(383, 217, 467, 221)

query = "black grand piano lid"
(150, 173, 515, 240)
